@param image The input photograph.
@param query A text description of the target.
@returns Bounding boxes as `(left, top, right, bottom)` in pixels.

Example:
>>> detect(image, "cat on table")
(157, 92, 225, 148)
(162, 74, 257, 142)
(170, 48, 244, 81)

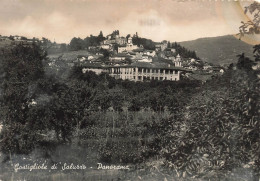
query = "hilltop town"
(0, 31, 225, 82)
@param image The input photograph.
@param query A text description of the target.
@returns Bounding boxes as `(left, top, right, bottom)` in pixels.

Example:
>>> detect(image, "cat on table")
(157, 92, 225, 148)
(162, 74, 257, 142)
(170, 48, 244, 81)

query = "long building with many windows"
(82, 62, 188, 82)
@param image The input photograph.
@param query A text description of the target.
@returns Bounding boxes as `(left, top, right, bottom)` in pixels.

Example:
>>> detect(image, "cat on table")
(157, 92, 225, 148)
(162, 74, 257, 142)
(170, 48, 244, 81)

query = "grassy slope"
(179, 35, 254, 66)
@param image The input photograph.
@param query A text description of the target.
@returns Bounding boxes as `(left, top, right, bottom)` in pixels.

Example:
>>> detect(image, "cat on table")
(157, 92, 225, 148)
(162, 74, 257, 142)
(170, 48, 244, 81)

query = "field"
(0, 111, 177, 181)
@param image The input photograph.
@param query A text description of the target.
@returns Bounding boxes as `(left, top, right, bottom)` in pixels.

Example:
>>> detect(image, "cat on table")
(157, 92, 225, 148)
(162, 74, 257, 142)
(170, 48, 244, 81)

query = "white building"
(82, 62, 187, 82)
(117, 36, 138, 53)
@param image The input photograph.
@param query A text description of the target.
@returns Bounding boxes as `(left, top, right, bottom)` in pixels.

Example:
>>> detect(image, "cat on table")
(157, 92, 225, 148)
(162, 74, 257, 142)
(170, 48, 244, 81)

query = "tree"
(236, 53, 256, 71)
(98, 31, 104, 38)
(0, 44, 46, 153)
(69, 37, 84, 51)
(238, 2, 260, 37)
(60, 43, 67, 52)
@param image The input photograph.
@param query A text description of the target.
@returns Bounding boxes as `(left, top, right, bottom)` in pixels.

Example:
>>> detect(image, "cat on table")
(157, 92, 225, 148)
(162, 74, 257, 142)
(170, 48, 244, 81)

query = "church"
(117, 36, 138, 53)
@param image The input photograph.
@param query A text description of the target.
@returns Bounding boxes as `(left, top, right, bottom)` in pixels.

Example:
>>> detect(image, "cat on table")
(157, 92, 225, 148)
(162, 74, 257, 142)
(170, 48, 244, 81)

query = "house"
(88, 55, 94, 60)
(77, 55, 87, 62)
(203, 65, 212, 70)
(169, 48, 176, 53)
(109, 53, 132, 62)
(13, 36, 22, 40)
(89, 46, 98, 50)
(118, 45, 127, 53)
(0, 36, 9, 41)
(138, 56, 153, 63)
(101, 44, 112, 50)
(82, 63, 107, 75)
(144, 50, 156, 57)
(188, 66, 197, 71)
(164, 48, 176, 53)
(211, 66, 224, 73)
(96, 52, 103, 56)
(155, 41, 167, 52)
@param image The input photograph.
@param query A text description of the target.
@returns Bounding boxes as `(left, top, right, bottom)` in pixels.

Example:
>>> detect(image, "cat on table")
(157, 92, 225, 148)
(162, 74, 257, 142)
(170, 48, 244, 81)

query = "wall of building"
(82, 68, 105, 75)
(108, 67, 180, 81)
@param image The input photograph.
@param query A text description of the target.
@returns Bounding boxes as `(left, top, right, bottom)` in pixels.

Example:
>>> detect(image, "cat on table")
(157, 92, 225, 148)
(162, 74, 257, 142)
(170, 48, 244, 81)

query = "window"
(160, 69, 164, 73)
(175, 70, 178, 74)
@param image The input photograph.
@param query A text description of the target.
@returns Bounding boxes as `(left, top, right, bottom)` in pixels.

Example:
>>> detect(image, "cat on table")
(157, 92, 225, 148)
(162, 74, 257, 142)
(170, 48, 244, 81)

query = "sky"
(0, 0, 255, 44)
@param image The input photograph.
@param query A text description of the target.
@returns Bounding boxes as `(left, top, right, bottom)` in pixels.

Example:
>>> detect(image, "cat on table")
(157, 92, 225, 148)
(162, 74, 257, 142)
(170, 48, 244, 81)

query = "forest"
(0, 42, 259, 180)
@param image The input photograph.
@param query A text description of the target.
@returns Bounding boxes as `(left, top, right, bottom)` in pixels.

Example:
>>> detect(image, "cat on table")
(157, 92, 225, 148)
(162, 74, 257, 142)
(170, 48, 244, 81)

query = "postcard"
(0, 0, 259, 180)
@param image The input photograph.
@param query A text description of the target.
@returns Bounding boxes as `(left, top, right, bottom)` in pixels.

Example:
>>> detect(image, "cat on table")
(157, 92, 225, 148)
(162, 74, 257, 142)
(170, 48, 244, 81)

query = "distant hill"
(179, 35, 254, 66)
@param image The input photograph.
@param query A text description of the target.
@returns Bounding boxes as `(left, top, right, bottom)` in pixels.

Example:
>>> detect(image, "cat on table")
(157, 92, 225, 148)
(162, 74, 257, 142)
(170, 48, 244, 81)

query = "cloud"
(0, 0, 246, 43)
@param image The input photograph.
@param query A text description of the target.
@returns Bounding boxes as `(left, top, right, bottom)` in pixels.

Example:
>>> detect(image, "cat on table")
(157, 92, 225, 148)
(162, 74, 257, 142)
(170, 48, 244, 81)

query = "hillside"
(179, 35, 254, 66)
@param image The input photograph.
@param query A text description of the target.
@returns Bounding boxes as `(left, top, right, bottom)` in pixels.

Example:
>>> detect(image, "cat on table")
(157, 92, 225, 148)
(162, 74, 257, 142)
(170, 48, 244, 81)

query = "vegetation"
(0, 40, 259, 180)
(0, 2, 259, 178)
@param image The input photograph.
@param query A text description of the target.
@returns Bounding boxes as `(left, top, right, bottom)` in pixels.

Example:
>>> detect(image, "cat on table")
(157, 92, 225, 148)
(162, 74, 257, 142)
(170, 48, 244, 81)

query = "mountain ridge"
(179, 35, 254, 66)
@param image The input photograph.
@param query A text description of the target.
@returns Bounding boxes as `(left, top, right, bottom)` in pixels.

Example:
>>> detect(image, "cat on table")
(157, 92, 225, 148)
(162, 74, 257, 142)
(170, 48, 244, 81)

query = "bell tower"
(174, 54, 182, 67)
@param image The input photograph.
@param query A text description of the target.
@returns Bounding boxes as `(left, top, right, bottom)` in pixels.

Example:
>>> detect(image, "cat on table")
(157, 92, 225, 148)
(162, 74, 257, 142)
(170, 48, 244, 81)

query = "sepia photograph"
(0, 0, 259, 180)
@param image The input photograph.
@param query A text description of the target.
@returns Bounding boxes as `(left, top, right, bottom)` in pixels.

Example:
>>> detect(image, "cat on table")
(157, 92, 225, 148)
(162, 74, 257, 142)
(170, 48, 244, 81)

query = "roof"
(133, 48, 144, 52)
(111, 53, 132, 58)
(118, 45, 127, 48)
(144, 50, 155, 53)
(164, 48, 175, 51)
(83, 61, 188, 71)
(82, 62, 103, 68)
(127, 62, 187, 70)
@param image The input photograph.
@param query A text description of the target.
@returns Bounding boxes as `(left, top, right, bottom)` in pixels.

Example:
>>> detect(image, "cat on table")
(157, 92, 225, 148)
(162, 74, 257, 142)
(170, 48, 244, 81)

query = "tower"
(127, 36, 132, 44)
(174, 54, 182, 67)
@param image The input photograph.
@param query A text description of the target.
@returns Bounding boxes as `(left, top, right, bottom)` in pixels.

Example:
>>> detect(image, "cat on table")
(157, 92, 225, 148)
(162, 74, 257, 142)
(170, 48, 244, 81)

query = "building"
(82, 62, 187, 82)
(103, 31, 127, 45)
(101, 44, 112, 50)
(103, 37, 127, 45)
(0, 36, 9, 41)
(155, 41, 167, 52)
(109, 53, 132, 62)
(82, 63, 106, 75)
(174, 54, 182, 67)
(117, 36, 138, 53)
(144, 50, 156, 57)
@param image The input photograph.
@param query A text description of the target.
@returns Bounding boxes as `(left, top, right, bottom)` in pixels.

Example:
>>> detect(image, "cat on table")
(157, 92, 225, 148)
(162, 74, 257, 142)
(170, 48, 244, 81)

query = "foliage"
(132, 37, 156, 50)
(69, 37, 85, 51)
(0, 44, 46, 153)
(239, 2, 260, 37)
(171, 42, 198, 59)
(156, 61, 260, 179)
